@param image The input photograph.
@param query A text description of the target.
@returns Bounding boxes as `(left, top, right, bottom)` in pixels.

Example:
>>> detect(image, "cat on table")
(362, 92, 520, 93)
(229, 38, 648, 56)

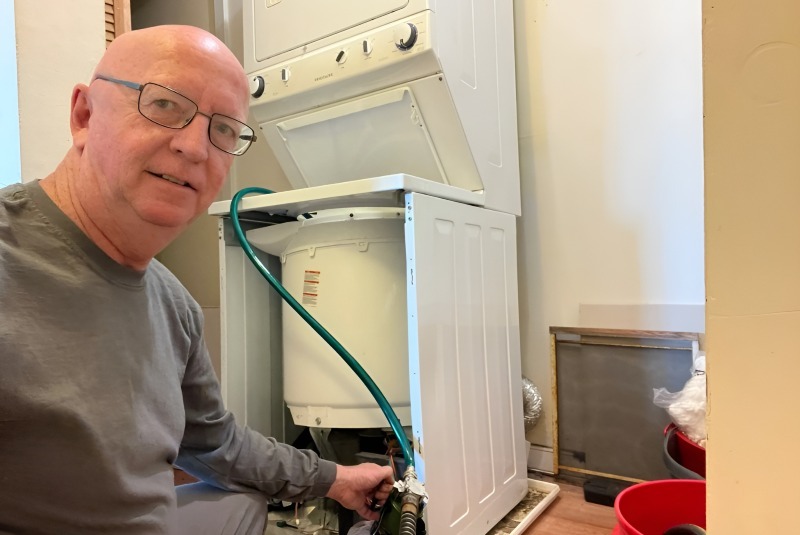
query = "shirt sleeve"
(174, 303, 337, 501)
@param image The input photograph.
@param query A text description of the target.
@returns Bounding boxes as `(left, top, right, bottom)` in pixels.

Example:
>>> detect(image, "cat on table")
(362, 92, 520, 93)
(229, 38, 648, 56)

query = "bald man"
(0, 25, 392, 535)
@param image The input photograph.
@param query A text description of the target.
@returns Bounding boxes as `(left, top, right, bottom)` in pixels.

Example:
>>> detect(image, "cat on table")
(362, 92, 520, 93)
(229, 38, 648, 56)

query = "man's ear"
(70, 84, 91, 150)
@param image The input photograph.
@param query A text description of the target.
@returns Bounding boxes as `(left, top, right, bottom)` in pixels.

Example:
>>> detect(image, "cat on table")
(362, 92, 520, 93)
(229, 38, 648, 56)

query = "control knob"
(393, 23, 418, 51)
(249, 75, 265, 98)
(362, 39, 374, 56)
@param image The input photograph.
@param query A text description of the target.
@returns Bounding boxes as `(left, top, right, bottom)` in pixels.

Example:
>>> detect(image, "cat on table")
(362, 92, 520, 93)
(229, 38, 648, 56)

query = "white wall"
(514, 0, 705, 448)
(0, 2, 21, 187)
(14, 0, 105, 183)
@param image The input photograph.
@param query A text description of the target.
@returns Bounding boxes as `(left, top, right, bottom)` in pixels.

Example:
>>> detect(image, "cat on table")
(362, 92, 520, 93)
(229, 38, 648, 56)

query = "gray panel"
(556, 341, 693, 481)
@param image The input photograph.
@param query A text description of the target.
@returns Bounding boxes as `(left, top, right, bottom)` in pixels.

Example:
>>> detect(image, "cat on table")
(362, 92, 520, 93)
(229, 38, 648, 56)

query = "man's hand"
(325, 463, 395, 521)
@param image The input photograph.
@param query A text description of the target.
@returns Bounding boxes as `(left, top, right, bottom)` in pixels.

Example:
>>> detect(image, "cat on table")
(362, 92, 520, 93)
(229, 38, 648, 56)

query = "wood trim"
(549, 332, 559, 475)
(557, 465, 645, 485)
(561, 340, 694, 351)
(105, 0, 131, 46)
(549, 326, 700, 341)
(114, 0, 131, 37)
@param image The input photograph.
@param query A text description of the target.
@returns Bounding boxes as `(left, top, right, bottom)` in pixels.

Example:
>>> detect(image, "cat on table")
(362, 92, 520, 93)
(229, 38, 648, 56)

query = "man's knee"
(174, 482, 268, 535)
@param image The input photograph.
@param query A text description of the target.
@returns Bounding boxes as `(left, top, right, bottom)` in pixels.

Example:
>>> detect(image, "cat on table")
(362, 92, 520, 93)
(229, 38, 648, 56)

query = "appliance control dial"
(362, 39, 373, 56)
(281, 67, 291, 82)
(249, 75, 265, 98)
(393, 23, 418, 51)
(335, 48, 348, 64)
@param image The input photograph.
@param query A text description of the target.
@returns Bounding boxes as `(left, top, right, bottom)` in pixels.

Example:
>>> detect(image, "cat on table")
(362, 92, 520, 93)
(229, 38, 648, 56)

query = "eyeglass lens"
(138, 83, 254, 155)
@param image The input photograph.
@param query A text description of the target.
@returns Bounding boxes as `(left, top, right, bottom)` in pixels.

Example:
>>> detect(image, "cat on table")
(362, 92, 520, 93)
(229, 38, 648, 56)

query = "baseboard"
(527, 443, 555, 474)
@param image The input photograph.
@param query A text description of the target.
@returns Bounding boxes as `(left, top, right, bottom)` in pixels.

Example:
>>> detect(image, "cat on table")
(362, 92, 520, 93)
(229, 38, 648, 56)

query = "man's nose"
(169, 112, 210, 161)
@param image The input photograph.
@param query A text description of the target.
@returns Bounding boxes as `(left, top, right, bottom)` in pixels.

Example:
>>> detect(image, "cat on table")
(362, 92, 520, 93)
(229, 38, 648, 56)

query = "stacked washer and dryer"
(211, 1, 528, 533)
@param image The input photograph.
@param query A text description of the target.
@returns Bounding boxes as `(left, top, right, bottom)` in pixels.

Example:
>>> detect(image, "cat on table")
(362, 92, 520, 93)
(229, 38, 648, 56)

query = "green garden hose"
(230, 187, 415, 471)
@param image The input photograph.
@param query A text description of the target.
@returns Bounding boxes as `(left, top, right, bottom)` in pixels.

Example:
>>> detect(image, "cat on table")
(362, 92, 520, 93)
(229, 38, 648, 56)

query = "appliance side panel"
(219, 220, 286, 440)
(219, 231, 246, 418)
(405, 193, 527, 535)
(484, 225, 525, 483)
(436, 0, 521, 215)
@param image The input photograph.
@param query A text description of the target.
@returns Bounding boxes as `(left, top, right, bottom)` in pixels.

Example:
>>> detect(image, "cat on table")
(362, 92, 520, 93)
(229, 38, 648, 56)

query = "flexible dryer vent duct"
(522, 376, 543, 432)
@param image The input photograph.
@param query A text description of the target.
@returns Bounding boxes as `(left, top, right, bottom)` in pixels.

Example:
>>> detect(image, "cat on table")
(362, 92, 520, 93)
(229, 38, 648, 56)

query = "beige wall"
(15, 0, 105, 183)
(704, 0, 800, 531)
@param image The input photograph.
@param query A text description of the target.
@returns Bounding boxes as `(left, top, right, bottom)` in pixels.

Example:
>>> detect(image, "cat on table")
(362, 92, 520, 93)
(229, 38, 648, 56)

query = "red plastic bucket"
(612, 480, 705, 535)
(664, 424, 706, 478)
(663, 425, 705, 480)
(671, 425, 705, 478)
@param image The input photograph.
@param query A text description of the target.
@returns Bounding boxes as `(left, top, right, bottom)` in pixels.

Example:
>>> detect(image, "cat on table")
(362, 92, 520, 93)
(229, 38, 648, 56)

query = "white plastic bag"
(653, 373, 707, 447)
(348, 520, 376, 535)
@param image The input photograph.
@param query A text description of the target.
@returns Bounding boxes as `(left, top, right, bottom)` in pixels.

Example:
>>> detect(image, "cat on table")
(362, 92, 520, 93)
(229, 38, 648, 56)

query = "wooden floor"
(524, 481, 618, 535)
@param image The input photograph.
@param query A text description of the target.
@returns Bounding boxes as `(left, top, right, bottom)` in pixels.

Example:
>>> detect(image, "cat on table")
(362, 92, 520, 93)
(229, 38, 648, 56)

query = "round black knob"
(394, 23, 418, 51)
(249, 75, 265, 98)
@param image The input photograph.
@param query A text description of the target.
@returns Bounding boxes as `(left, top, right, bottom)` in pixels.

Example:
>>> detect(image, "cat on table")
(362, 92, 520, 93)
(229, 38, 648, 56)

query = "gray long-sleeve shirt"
(0, 181, 336, 534)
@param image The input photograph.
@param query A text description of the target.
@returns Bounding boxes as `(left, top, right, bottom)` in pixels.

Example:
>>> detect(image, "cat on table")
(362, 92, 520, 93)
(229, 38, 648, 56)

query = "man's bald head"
(95, 25, 247, 99)
(42, 25, 253, 269)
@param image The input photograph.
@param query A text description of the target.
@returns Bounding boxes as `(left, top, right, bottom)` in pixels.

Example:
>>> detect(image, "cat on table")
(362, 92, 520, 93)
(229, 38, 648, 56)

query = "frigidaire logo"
(314, 73, 334, 82)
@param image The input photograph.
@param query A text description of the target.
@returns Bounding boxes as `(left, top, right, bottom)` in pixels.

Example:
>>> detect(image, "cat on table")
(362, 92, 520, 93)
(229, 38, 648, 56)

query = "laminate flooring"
(524, 481, 618, 535)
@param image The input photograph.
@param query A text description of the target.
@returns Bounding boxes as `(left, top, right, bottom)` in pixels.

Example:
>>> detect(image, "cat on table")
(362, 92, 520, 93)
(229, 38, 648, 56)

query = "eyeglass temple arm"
(94, 74, 144, 92)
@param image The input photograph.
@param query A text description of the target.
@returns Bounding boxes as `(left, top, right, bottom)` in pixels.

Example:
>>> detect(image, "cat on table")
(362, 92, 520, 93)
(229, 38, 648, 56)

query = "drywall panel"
(705, 314, 800, 532)
(15, 0, 105, 183)
(704, 0, 800, 530)
(514, 0, 705, 450)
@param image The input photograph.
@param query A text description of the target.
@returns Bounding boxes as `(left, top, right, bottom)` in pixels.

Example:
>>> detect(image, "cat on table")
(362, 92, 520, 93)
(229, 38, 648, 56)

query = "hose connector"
(394, 468, 426, 535)
(398, 491, 421, 535)
(373, 468, 427, 535)
(399, 467, 427, 505)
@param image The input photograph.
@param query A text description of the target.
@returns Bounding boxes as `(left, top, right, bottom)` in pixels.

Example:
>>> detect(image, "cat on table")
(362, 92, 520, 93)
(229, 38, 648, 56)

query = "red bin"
(612, 479, 705, 535)
(664, 424, 706, 479)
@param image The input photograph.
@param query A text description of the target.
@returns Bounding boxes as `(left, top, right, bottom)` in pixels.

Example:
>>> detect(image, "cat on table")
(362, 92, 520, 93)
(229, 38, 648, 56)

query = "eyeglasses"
(94, 74, 256, 156)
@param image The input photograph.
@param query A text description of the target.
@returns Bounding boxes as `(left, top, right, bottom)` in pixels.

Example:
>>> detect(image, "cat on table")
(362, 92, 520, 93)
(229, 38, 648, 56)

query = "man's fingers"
(359, 505, 381, 521)
(367, 497, 382, 511)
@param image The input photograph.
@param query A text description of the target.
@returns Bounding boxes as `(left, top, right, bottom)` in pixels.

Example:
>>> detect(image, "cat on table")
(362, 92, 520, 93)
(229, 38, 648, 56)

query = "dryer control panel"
(248, 13, 433, 105)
